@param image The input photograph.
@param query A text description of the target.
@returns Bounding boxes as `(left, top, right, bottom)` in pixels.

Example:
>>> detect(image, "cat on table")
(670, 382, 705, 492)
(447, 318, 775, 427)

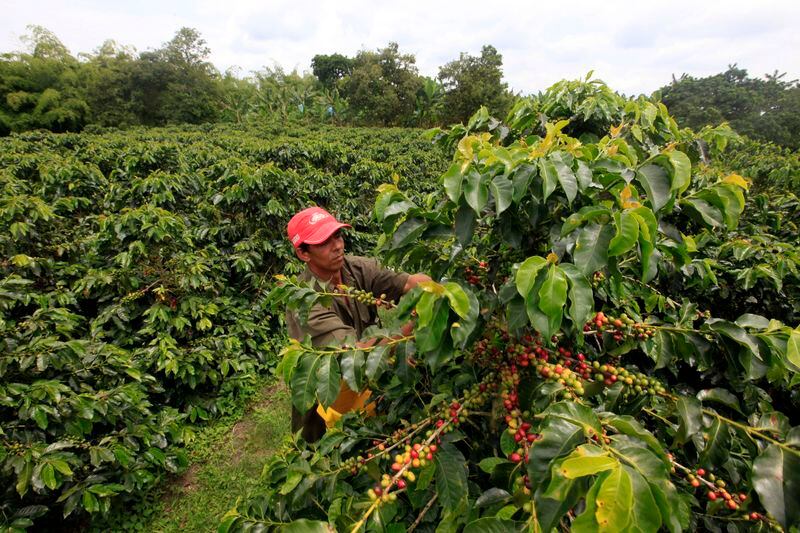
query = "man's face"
(297, 229, 346, 276)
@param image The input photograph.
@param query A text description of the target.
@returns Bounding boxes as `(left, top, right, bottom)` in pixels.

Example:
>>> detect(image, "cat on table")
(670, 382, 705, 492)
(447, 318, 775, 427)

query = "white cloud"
(2, 0, 799, 95)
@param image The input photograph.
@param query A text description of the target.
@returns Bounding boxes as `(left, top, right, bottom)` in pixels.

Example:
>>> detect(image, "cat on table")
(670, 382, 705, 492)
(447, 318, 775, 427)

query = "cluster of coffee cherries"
(153, 287, 179, 310)
(695, 309, 713, 321)
(589, 360, 667, 396)
(363, 381, 491, 507)
(591, 270, 606, 288)
(366, 441, 441, 502)
(340, 454, 367, 476)
(334, 284, 393, 309)
(434, 381, 493, 430)
(585, 311, 657, 342)
(120, 288, 148, 304)
(678, 464, 766, 521)
(498, 362, 542, 467)
(525, 345, 586, 399)
(3, 440, 28, 457)
(389, 442, 438, 472)
(515, 338, 665, 400)
(463, 259, 489, 286)
(470, 336, 505, 368)
(513, 474, 536, 509)
(535, 360, 586, 399)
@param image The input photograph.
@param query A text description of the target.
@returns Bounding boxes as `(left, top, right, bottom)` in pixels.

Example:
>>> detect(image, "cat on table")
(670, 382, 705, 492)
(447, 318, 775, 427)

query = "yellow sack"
(316, 380, 376, 428)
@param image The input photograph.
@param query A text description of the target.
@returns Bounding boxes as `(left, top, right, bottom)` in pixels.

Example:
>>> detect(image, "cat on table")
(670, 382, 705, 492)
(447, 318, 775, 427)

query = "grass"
(96, 377, 291, 532)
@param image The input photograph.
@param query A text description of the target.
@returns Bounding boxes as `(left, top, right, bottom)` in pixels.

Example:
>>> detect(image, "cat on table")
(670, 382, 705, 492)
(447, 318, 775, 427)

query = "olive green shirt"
(286, 255, 410, 347)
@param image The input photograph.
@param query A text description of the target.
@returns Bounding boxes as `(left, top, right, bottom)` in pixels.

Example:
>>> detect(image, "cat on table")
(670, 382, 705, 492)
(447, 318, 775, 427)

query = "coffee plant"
(224, 78, 800, 532)
(0, 122, 448, 530)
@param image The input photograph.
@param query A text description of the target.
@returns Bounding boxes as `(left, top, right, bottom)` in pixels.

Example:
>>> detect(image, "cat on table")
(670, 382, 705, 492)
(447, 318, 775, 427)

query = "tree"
(438, 44, 512, 125)
(81, 40, 139, 127)
(413, 77, 444, 127)
(658, 65, 800, 150)
(311, 53, 354, 90)
(345, 43, 423, 126)
(154, 27, 221, 124)
(20, 25, 71, 61)
(251, 65, 320, 121)
(218, 68, 259, 124)
(125, 27, 221, 126)
(0, 26, 89, 133)
(160, 27, 211, 66)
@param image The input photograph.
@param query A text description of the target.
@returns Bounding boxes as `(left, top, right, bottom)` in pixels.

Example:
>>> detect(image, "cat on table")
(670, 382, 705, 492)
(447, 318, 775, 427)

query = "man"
(285, 206, 431, 442)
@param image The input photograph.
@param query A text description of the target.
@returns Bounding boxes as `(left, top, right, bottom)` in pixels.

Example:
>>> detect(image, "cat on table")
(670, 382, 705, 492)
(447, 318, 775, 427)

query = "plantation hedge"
(0, 122, 448, 529)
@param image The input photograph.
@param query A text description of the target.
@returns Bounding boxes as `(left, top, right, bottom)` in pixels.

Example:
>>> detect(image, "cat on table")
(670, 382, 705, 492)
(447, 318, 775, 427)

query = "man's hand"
(399, 320, 415, 337)
(403, 273, 432, 294)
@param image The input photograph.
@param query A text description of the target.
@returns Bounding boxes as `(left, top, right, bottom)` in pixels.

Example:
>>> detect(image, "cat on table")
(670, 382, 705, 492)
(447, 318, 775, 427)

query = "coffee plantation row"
(2, 76, 800, 532)
(0, 122, 448, 530)
(224, 78, 800, 532)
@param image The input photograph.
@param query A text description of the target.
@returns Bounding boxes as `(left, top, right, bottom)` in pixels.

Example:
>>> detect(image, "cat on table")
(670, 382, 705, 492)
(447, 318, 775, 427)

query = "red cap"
(287, 207, 351, 249)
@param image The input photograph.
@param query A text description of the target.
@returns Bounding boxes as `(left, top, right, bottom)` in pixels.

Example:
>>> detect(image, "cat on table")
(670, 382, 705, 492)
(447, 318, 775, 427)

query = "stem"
(349, 388, 480, 532)
(642, 407, 674, 427)
(644, 404, 800, 457)
(670, 460, 718, 491)
(322, 417, 433, 478)
(703, 409, 800, 458)
(298, 335, 414, 356)
(407, 493, 438, 533)
(526, 498, 542, 533)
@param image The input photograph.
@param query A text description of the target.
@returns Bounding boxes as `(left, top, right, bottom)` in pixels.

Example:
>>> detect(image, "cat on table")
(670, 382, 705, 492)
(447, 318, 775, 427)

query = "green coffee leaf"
(340, 350, 365, 392)
(315, 354, 340, 408)
(435, 443, 468, 512)
(443, 162, 464, 202)
(752, 444, 800, 529)
(667, 150, 691, 194)
(478, 457, 511, 474)
(573, 223, 613, 276)
(637, 163, 671, 212)
(624, 466, 662, 532)
(595, 466, 632, 531)
(490, 174, 513, 215)
(365, 344, 389, 381)
(538, 265, 568, 321)
(786, 326, 800, 369)
(559, 453, 618, 478)
(675, 395, 702, 445)
(464, 168, 489, 214)
(608, 211, 639, 257)
(291, 353, 323, 412)
(443, 282, 470, 319)
(539, 157, 559, 200)
(515, 256, 547, 298)
(561, 263, 593, 331)
(551, 151, 578, 204)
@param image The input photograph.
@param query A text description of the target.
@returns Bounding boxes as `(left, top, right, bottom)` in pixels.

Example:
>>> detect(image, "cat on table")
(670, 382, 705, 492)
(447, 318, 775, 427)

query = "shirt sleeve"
(287, 304, 357, 348)
(354, 256, 410, 303)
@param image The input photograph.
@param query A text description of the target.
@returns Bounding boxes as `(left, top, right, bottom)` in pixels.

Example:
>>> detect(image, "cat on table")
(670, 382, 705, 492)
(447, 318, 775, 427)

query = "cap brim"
(302, 222, 352, 245)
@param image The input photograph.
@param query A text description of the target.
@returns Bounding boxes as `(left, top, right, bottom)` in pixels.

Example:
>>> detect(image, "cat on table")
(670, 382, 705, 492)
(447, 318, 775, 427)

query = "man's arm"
(288, 305, 357, 348)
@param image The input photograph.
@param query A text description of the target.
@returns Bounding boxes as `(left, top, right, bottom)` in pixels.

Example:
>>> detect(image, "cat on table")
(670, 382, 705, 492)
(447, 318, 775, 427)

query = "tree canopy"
(310, 53, 354, 90)
(438, 44, 512, 125)
(2, 27, 800, 142)
(0, 26, 89, 134)
(345, 43, 424, 126)
(658, 65, 800, 149)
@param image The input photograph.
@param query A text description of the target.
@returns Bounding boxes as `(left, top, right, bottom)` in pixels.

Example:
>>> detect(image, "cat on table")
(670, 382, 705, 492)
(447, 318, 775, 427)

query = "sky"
(2, 0, 799, 96)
